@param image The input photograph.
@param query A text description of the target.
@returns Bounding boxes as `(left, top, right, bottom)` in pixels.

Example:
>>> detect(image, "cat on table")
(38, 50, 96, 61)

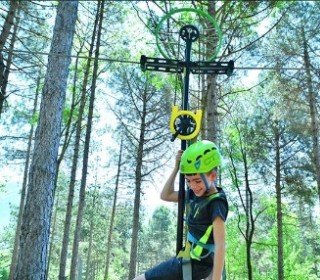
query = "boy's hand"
(175, 150, 184, 169)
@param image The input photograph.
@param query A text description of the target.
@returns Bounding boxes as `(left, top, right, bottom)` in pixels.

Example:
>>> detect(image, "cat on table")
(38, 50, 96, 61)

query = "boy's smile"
(185, 174, 207, 196)
(185, 171, 218, 197)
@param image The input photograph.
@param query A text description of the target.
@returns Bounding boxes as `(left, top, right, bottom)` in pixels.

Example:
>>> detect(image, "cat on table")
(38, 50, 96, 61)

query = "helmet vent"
(187, 159, 192, 163)
(196, 155, 202, 161)
(204, 149, 211, 155)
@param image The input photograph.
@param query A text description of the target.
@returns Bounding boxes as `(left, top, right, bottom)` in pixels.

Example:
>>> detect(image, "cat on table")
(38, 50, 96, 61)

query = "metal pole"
(176, 25, 198, 254)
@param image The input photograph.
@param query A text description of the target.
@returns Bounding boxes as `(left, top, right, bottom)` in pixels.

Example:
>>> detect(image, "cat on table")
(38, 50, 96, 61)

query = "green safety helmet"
(180, 140, 222, 174)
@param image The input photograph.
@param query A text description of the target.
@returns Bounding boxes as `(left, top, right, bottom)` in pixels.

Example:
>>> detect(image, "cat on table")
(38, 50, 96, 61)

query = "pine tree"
(14, 2, 78, 279)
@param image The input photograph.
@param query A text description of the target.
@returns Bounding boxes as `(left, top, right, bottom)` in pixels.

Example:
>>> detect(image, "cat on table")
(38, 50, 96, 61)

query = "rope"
(2, 49, 319, 71)
(2, 49, 139, 65)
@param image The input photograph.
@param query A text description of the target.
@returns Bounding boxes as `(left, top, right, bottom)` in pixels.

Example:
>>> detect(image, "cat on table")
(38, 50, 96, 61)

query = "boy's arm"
(160, 150, 183, 202)
(211, 216, 226, 280)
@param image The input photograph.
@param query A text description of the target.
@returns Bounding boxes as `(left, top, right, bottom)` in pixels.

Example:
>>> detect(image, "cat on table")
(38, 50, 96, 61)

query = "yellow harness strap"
(177, 241, 191, 259)
(177, 242, 192, 280)
(190, 225, 213, 261)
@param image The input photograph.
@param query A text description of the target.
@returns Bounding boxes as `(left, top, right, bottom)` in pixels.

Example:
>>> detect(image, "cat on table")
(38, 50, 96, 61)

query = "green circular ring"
(155, 8, 222, 61)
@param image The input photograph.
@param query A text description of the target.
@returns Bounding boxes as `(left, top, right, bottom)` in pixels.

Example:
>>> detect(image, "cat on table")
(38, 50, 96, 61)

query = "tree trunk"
(205, 1, 219, 142)
(14, 2, 78, 279)
(0, 0, 18, 50)
(275, 125, 284, 280)
(302, 27, 320, 206)
(58, 2, 100, 278)
(1, 6, 19, 102)
(231, 124, 255, 280)
(85, 191, 97, 280)
(70, 1, 104, 278)
(104, 139, 123, 280)
(9, 74, 40, 280)
(46, 192, 60, 278)
(243, 149, 254, 280)
(128, 95, 147, 280)
(0, 0, 19, 116)
(55, 42, 82, 176)
(308, 206, 319, 277)
(77, 256, 83, 280)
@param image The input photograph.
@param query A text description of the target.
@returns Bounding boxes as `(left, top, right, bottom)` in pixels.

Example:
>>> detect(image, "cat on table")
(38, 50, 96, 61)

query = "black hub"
(179, 25, 199, 43)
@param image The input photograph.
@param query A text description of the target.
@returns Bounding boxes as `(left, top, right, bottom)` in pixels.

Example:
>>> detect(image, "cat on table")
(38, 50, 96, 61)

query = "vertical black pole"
(176, 26, 197, 255)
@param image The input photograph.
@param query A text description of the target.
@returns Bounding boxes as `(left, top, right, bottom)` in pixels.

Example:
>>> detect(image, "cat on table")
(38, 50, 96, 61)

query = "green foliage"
(28, 112, 39, 125)
(0, 230, 10, 280)
(137, 206, 176, 274)
(0, 226, 15, 280)
(226, 195, 318, 279)
(0, 268, 9, 280)
(62, 106, 73, 125)
(226, 214, 248, 279)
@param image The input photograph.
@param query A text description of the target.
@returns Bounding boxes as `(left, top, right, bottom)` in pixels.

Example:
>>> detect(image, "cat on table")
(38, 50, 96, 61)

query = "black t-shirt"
(186, 187, 228, 244)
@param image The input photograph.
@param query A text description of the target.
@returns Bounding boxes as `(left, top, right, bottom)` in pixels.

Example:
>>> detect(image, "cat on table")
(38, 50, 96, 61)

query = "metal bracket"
(140, 55, 234, 76)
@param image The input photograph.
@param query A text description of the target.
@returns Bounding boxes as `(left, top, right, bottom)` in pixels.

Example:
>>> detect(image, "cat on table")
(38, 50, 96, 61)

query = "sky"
(0, 165, 23, 230)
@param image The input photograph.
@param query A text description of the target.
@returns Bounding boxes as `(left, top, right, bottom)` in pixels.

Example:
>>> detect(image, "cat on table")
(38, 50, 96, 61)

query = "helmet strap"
(200, 173, 210, 192)
(200, 173, 218, 195)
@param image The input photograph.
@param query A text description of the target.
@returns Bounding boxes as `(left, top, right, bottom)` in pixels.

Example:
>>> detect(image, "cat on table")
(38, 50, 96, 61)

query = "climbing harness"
(176, 192, 226, 280)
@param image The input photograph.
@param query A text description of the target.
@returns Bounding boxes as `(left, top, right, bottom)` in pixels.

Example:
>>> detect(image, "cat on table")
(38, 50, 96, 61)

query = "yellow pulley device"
(170, 105, 202, 141)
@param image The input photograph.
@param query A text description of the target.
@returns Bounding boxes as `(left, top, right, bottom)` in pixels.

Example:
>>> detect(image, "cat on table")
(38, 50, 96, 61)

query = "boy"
(133, 140, 228, 280)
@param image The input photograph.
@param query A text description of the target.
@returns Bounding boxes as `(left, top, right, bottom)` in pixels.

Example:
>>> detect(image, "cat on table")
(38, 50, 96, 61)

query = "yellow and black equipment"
(169, 105, 202, 141)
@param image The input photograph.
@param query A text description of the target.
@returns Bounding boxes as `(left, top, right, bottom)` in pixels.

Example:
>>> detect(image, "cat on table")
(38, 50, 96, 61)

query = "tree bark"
(302, 27, 320, 206)
(0, 0, 18, 50)
(70, 1, 104, 278)
(243, 148, 254, 280)
(58, 2, 101, 279)
(46, 192, 60, 277)
(128, 92, 147, 280)
(14, 2, 78, 279)
(104, 139, 123, 280)
(308, 206, 319, 276)
(85, 193, 97, 280)
(9, 74, 40, 280)
(205, 1, 219, 142)
(1, 6, 19, 106)
(0, 0, 20, 116)
(229, 123, 256, 280)
(275, 124, 284, 280)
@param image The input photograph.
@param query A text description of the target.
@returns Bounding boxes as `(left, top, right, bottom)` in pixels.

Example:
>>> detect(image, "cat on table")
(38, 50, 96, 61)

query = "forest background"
(0, 1, 319, 280)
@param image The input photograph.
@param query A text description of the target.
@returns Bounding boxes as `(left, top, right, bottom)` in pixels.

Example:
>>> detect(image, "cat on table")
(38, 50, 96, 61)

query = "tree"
(139, 206, 176, 271)
(104, 139, 123, 280)
(8, 73, 40, 280)
(247, 91, 306, 280)
(14, 2, 78, 279)
(110, 68, 171, 279)
(261, 1, 320, 206)
(226, 119, 263, 280)
(70, 1, 105, 278)
(0, 0, 20, 116)
(58, 2, 101, 279)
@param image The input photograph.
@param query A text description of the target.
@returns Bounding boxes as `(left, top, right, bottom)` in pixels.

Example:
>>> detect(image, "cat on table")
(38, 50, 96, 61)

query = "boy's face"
(185, 174, 208, 197)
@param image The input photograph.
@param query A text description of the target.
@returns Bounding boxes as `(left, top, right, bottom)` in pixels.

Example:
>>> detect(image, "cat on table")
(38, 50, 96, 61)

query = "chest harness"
(176, 192, 225, 280)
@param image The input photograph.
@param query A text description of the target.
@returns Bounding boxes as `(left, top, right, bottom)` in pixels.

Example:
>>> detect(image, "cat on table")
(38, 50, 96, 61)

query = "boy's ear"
(209, 170, 217, 181)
